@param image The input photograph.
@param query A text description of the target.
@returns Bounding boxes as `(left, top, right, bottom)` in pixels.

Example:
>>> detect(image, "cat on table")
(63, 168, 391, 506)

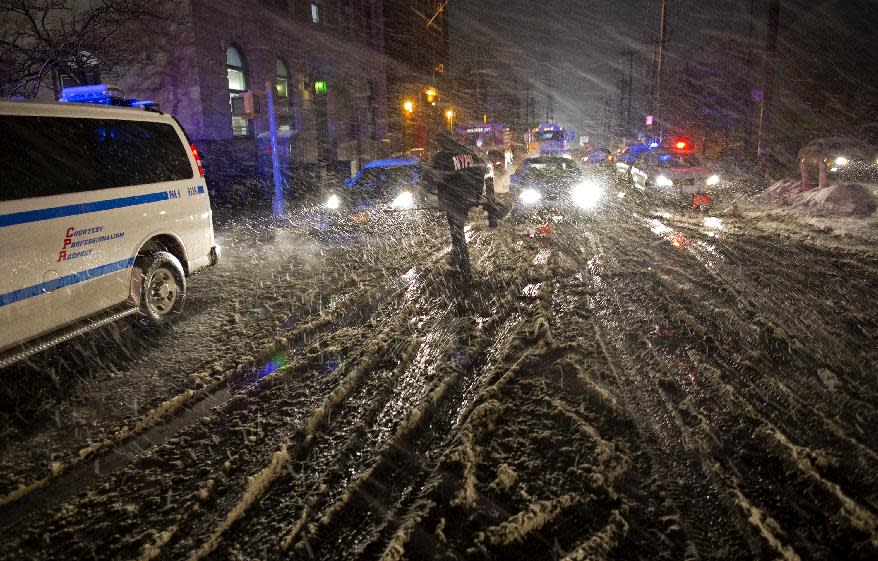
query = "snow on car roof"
(362, 157, 419, 170)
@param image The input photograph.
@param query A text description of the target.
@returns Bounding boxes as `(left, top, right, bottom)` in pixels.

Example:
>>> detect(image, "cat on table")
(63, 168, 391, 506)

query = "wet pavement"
(1, 180, 877, 560)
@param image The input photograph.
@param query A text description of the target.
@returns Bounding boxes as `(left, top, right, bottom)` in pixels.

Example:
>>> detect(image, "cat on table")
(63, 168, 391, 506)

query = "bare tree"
(0, 0, 183, 98)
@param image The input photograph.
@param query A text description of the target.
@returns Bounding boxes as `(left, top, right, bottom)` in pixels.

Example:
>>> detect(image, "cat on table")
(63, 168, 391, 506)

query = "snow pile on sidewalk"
(790, 183, 878, 217)
(764, 179, 804, 201)
(758, 179, 878, 218)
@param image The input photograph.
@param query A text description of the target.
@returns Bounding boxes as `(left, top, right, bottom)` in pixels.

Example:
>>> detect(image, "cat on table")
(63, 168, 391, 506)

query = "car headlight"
(519, 188, 542, 205)
(391, 191, 415, 209)
(706, 174, 720, 186)
(570, 180, 602, 210)
(326, 193, 341, 209)
(834, 156, 849, 166)
(655, 175, 674, 187)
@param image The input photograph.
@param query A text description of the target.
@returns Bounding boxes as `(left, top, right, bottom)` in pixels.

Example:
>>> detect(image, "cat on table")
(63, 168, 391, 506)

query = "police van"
(0, 86, 219, 366)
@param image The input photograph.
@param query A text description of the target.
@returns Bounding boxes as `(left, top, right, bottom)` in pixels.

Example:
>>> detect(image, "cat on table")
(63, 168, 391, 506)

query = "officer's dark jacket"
(427, 138, 488, 213)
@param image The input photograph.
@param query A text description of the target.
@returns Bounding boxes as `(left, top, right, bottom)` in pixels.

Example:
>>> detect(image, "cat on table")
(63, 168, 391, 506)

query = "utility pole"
(475, 46, 481, 115)
(756, 0, 780, 157)
(654, 0, 668, 138)
(620, 50, 635, 137)
(627, 51, 634, 125)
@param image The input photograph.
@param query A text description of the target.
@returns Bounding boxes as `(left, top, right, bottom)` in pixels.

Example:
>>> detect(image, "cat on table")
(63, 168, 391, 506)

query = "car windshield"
(2, 2, 878, 561)
(651, 153, 703, 168)
(354, 166, 419, 189)
(522, 159, 573, 173)
(535, 130, 564, 141)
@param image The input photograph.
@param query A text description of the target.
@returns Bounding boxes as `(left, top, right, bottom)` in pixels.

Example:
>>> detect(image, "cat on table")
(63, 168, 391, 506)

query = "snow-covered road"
(1, 184, 876, 560)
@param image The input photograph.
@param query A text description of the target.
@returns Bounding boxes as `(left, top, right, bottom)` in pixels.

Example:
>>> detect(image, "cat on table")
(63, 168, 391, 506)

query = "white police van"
(0, 86, 219, 366)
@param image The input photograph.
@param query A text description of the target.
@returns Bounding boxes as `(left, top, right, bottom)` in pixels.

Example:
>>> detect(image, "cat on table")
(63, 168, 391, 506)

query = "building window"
(310, 2, 321, 24)
(226, 45, 250, 138)
(275, 58, 294, 131)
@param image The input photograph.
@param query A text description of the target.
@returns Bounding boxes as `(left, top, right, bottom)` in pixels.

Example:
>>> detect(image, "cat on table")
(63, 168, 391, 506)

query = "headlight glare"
(326, 193, 341, 209)
(519, 188, 542, 205)
(571, 180, 602, 210)
(655, 175, 674, 187)
(834, 156, 849, 166)
(706, 174, 720, 186)
(391, 191, 415, 209)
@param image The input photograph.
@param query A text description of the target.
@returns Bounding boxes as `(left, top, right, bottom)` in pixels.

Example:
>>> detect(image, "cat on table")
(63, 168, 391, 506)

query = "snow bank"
(759, 179, 878, 218)
(790, 183, 878, 218)
(764, 179, 804, 200)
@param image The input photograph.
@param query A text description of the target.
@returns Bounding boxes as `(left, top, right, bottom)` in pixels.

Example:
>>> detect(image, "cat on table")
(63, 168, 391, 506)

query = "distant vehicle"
(509, 157, 603, 216)
(314, 158, 433, 231)
(629, 148, 721, 206)
(615, 141, 659, 176)
(487, 149, 506, 174)
(526, 123, 574, 158)
(455, 123, 513, 173)
(798, 137, 878, 188)
(0, 87, 218, 365)
(581, 147, 614, 167)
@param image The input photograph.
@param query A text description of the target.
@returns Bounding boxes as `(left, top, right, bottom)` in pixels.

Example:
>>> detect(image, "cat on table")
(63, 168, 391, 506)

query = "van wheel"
(137, 251, 186, 326)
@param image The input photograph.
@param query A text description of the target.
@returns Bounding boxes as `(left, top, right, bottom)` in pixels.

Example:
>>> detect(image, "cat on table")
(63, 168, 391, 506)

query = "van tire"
(136, 251, 186, 326)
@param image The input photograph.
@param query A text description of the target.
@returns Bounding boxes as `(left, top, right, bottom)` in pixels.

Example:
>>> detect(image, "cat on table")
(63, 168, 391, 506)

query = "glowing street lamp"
(425, 87, 438, 104)
(445, 109, 454, 131)
(403, 99, 414, 115)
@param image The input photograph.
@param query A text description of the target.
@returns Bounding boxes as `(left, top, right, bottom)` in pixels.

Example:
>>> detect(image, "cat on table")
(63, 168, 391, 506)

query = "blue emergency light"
(59, 84, 158, 109)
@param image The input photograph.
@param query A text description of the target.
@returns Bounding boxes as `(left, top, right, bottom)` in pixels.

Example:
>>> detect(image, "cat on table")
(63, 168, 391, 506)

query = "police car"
(0, 85, 218, 366)
(629, 141, 721, 206)
(316, 157, 435, 228)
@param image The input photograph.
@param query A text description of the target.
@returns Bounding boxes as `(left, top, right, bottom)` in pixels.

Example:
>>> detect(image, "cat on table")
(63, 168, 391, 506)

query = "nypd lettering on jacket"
(452, 153, 476, 170)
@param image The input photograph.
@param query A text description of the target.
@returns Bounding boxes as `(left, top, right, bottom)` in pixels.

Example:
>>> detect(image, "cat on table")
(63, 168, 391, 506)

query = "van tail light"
(190, 144, 204, 177)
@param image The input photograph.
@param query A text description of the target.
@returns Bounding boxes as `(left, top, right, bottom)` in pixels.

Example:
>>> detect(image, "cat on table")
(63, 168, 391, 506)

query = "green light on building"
(314, 80, 327, 95)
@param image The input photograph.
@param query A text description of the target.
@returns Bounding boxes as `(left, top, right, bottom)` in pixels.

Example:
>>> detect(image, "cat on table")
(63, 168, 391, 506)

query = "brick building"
(102, 0, 390, 202)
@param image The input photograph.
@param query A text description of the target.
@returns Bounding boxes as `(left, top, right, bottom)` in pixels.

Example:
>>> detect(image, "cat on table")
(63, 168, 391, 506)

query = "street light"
(425, 87, 438, 104)
(403, 99, 414, 115)
(445, 109, 454, 131)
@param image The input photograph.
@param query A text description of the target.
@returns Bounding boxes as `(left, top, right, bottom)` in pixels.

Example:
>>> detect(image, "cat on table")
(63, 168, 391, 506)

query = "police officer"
(427, 132, 498, 287)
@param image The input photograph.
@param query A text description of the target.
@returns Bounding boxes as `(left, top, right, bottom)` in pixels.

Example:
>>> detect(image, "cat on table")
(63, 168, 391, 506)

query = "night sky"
(449, 0, 878, 140)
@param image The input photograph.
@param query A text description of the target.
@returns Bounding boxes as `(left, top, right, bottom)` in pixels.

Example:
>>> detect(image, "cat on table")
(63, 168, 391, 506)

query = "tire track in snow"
(558, 209, 877, 559)
(0, 234, 454, 556)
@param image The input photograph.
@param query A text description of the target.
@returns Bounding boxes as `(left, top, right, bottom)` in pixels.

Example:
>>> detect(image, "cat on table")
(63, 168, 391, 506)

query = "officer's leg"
(446, 211, 472, 286)
(485, 176, 498, 228)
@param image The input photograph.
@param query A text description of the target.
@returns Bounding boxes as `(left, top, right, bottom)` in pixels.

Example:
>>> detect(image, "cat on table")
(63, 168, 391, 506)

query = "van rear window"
(0, 116, 194, 201)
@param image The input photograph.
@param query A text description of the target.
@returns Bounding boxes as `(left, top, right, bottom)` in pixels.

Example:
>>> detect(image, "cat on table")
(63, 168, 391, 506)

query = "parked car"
(508, 156, 604, 216)
(630, 150, 721, 206)
(312, 157, 435, 234)
(798, 137, 878, 187)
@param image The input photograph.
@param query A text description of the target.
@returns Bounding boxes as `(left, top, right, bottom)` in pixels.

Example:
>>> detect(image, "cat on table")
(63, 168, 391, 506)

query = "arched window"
(226, 45, 250, 137)
(275, 58, 294, 131)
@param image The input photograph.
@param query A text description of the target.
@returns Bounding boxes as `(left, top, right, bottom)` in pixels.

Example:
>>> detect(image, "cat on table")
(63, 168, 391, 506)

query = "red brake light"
(675, 140, 688, 150)
(190, 144, 204, 177)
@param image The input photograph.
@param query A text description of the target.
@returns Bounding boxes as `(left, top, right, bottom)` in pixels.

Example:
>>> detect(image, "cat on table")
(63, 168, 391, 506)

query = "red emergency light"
(674, 140, 688, 150)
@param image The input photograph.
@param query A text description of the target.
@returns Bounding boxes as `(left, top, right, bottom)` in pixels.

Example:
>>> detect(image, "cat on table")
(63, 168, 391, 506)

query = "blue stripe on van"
(0, 191, 170, 228)
(0, 257, 135, 307)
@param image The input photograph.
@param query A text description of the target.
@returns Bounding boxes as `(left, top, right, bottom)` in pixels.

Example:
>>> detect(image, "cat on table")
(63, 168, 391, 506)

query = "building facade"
(106, 0, 390, 202)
